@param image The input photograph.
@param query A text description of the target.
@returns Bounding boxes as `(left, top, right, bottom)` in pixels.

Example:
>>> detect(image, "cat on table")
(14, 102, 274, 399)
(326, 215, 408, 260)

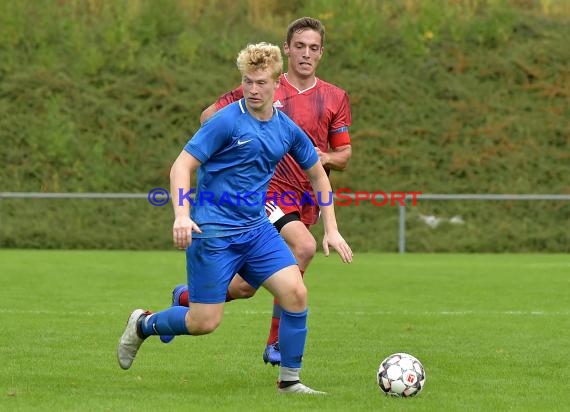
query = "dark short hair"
(286, 17, 325, 46)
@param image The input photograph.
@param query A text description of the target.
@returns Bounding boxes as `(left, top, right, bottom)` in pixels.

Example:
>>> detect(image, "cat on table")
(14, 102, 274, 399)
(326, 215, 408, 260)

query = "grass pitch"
(1, 251, 568, 411)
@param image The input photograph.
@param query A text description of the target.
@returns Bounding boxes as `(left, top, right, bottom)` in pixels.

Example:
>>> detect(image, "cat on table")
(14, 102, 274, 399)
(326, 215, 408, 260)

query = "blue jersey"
(184, 99, 319, 238)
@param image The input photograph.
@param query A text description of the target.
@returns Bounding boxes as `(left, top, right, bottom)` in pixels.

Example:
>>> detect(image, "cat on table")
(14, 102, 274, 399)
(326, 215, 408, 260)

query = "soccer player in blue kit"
(117, 42, 353, 394)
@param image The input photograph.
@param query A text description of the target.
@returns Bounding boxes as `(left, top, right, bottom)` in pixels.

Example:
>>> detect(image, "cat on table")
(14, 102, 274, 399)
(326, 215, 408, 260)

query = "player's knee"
(187, 313, 222, 335)
(235, 282, 256, 298)
(291, 237, 317, 266)
(289, 282, 308, 309)
(229, 280, 256, 299)
(190, 318, 221, 335)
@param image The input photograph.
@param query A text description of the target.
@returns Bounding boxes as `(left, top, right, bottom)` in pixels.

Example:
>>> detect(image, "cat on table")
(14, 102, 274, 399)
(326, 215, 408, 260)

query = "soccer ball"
(377, 353, 426, 397)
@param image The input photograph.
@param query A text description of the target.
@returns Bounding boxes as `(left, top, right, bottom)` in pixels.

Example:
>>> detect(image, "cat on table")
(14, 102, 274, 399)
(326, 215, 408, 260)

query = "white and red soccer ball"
(377, 353, 426, 397)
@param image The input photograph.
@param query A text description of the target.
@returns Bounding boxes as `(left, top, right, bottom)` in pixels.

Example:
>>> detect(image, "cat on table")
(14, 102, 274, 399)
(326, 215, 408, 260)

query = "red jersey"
(215, 74, 351, 225)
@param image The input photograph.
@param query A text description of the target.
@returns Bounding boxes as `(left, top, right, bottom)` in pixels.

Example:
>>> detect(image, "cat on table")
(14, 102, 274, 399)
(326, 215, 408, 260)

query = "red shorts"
(264, 190, 319, 227)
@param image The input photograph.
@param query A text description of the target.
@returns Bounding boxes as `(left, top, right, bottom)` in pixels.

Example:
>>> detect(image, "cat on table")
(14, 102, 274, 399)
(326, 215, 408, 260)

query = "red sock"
(180, 289, 230, 305)
(267, 310, 280, 345)
(267, 269, 304, 345)
(179, 290, 189, 307)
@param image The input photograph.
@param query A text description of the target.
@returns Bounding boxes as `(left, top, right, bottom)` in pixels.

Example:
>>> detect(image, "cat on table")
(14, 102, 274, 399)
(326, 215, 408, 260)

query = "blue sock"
(278, 309, 308, 368)
(140, 306, 191, 337)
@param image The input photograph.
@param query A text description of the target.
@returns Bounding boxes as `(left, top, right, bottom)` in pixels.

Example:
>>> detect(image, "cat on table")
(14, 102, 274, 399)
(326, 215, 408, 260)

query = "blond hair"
(236, 42, 283, 80)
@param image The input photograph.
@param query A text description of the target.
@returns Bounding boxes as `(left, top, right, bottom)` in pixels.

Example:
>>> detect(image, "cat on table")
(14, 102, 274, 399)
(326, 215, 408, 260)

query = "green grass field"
(1, 251, 568, 411)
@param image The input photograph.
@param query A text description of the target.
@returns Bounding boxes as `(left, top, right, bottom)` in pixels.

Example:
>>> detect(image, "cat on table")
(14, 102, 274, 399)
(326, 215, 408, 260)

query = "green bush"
(1, 0, 568, 251)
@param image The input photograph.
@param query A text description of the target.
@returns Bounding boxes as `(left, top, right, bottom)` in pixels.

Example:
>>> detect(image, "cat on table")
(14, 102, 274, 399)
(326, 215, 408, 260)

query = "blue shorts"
(186, 223, 296, 304)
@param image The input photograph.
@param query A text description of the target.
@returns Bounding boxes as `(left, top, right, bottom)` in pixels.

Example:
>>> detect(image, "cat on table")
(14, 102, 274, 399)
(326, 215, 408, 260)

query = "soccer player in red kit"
(161, 17, 352, 366)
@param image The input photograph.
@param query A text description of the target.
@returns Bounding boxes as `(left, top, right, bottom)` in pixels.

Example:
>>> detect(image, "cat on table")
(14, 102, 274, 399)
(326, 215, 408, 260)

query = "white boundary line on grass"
(239, 310, 570, 316)
(1, 309, 568, 316)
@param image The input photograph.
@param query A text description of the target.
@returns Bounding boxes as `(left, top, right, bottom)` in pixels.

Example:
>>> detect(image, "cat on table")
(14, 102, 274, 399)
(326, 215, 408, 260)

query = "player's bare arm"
(170, 150, 202, 249)
(304, 162, 353, 263)
(315, 144, 352, 171)
(199, 103, 218, 125)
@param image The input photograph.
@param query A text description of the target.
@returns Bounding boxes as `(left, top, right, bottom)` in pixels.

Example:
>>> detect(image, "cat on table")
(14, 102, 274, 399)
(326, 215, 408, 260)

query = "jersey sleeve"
(184, 111, 233, 163)
(215, 85, 244, 110)
(329, 91, 352, 148)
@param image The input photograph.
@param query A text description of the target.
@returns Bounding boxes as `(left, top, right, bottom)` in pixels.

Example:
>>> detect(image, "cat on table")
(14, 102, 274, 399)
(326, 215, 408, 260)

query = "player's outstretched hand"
(173, 216, 202, 250)
(322, 231, 353, 263)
